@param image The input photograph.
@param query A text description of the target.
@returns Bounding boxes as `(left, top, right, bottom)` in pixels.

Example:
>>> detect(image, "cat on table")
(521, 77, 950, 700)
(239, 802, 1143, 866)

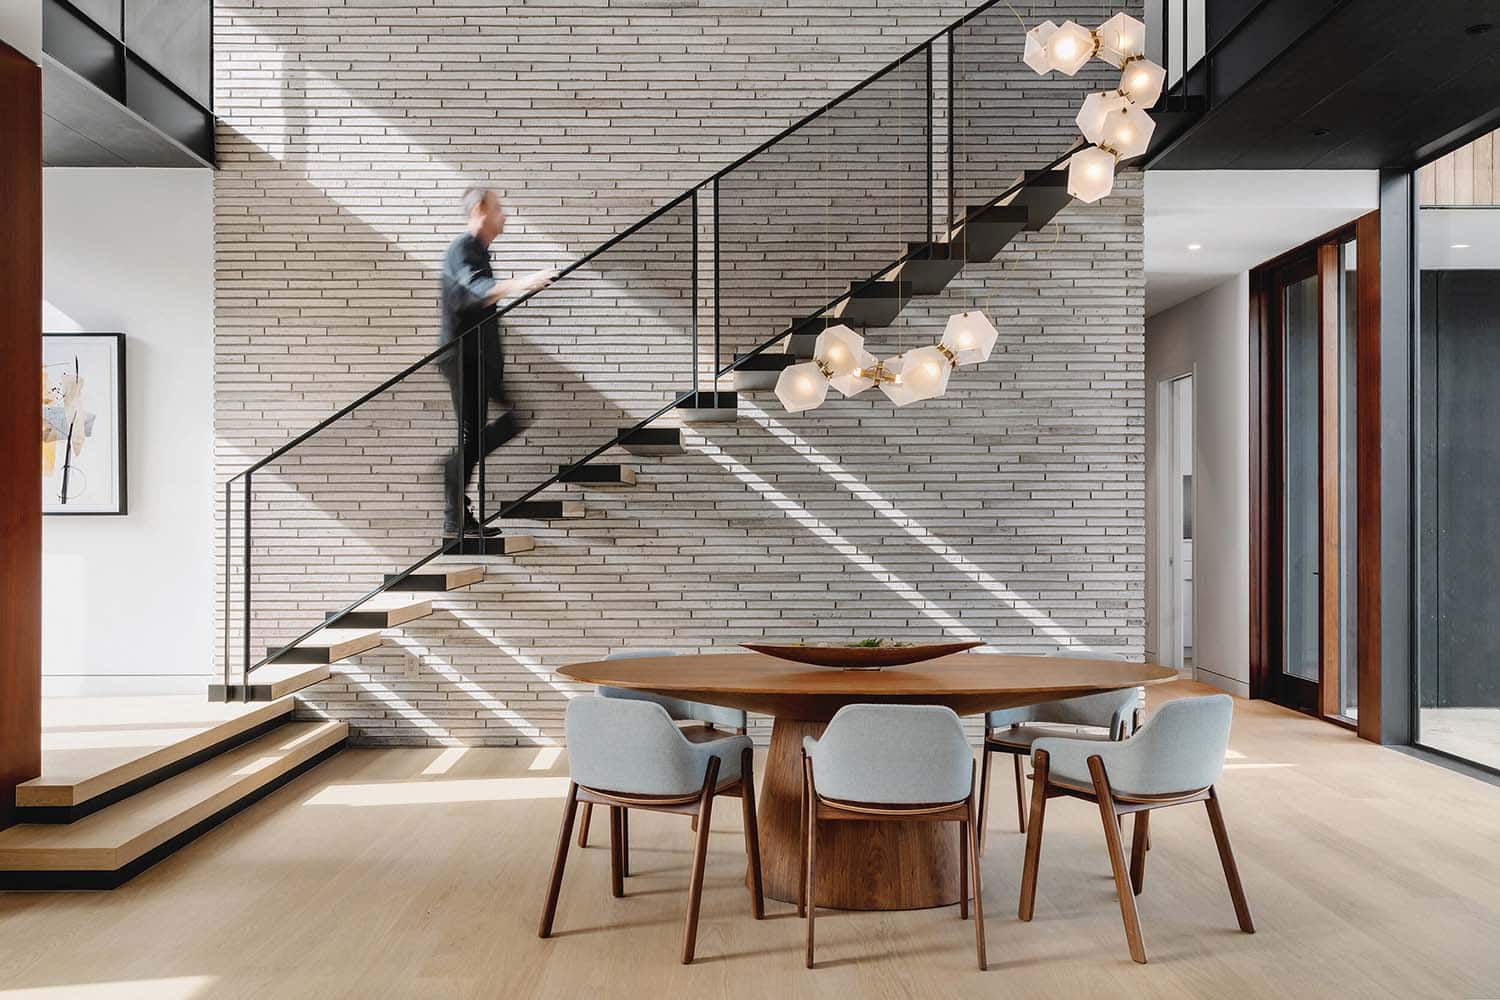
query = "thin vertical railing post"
(456, 339, 467, 551)
(691, 189, 700, 400)
(223, 478, 230, 693)
(241, 472, 251, 701)
(713, 178, 721, 389)
(475, 319, 486, 536)
(926, 42, 934, 241)
(946, 30, 956, 233)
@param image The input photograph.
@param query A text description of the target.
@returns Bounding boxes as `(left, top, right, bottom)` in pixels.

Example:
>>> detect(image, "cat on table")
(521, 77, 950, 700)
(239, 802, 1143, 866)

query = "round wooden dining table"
(558, 651, 1177, 911)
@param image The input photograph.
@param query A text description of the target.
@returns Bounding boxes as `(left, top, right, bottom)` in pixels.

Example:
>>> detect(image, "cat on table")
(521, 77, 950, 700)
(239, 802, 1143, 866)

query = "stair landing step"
(208, 664, 332, 702)
(0, 720, 348, 888)
(16, 697, 296, 820)
(384, 565, 485, 592)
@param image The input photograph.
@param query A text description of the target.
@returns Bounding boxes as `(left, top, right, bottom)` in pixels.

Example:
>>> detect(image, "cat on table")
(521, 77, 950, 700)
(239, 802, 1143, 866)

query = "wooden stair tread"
(270, 627, 383, 665)
(384, 565, 485, 592)
(17, 697, 295, 809)
(327, 597, 432, 629)
(0, 721, 347, 872)
(221, 664, 333, 701)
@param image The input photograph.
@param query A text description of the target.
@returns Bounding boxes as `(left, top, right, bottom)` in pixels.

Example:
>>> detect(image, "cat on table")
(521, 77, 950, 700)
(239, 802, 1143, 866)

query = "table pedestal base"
(758, 717, 962, 910)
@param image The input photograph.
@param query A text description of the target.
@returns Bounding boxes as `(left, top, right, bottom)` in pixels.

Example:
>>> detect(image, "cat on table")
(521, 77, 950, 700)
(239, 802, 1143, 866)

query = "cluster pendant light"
(1024, 12, 1163, 203)
(773, 10, 1155, 414)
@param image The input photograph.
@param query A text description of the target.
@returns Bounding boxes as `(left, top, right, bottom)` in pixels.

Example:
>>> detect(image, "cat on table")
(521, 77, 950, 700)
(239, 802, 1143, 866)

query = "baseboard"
(0, 738, 346, 891)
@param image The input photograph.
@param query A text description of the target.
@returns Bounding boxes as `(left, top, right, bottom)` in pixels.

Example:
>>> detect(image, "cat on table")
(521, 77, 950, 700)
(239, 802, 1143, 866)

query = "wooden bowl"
(739, 640, 984, 669)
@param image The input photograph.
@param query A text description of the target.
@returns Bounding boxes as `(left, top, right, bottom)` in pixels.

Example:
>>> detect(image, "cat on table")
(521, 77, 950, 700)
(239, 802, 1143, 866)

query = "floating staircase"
(214, 0, 1101, 705)
(1, 697, 348, 888)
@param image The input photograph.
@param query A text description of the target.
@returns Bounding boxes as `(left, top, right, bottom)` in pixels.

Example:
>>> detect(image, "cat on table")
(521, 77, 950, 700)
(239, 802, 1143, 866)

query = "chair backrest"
(599, 648, 746, 730)
(1113, 694, 1234, 796)
(987, 647, 1138, 733)
(807, 704, 972, 805)
(565, 694, 715, 796)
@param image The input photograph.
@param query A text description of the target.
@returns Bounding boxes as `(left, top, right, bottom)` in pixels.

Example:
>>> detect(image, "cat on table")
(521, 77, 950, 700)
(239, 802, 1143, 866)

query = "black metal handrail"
(222, 0, 1086, 694)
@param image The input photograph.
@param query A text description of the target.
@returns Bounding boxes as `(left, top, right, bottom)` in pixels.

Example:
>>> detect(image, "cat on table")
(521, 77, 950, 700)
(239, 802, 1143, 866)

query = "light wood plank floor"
(2, 681, 1498, 999)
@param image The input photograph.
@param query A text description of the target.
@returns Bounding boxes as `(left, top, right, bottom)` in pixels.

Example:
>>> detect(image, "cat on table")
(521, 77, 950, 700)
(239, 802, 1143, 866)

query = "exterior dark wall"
(1419, 268, 1500, 709)
(0, 39, 44, 830)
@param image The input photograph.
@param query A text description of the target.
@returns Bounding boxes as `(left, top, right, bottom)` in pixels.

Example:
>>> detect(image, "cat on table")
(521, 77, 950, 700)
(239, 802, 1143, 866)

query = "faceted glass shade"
(774, 361, 829, 412)
(878, 357, 920, 407)
(889, 345, 951, 405)
(1076, 91, 1131, 146)
(1067, 146, 1116, 203)
(1023, 20, 1059, 75)
(941, 310, 999, 366)
(1119, 58, 1166, 108)
(1097, 101, 1155, 160)
(1096, 12, 1147, 68)
(813, 324, 867, 379)
(1045, 20, 1096, 76)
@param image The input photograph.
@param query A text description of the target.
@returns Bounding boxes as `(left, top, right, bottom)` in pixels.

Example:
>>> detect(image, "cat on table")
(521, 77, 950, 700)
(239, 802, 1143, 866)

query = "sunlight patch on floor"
(0, 978, 217, 999)
(305, 776, 570, 807)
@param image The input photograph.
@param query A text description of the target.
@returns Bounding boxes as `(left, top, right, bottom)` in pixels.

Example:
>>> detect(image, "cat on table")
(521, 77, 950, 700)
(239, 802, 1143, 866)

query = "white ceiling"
(1144, 170, 1379, 316)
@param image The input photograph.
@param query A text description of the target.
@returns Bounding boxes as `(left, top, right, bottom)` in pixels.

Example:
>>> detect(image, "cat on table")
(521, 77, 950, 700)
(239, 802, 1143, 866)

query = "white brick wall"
(214, 0, 1145, 745)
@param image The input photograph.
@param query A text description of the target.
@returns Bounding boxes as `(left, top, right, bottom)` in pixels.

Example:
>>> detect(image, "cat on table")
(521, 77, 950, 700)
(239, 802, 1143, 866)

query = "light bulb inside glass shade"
(1095, 12, 1147, 68)
(1045, 20, 1096, 76)
(1067, 145, 1117, 203)
(941, 310, 999, 366)
(1098, 101, 1155, 160)
(880, 345, 951, 407)
(774, 360, 829, 412)
(1023, 20, 1059, 75)
(813, 324, 868, 379)
(1076, 91, 1132, 146)
(1118, 58, 1165, 108)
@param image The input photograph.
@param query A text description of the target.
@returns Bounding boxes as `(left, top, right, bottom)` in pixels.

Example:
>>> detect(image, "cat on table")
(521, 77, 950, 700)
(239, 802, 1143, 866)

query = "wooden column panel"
(1355, 210, 1383, 743)
(0, 40, 43, 830)
(1317, 241, 1341, 719)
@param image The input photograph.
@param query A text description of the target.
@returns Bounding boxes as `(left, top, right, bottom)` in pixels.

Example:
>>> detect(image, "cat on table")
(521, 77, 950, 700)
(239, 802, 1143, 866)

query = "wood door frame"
(0, 39, 43, 830)
(1249, 213, 1382, 738)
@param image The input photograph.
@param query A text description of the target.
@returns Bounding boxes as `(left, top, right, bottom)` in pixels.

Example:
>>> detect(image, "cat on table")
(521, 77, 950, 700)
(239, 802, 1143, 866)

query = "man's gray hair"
(461, 187, 494, 215)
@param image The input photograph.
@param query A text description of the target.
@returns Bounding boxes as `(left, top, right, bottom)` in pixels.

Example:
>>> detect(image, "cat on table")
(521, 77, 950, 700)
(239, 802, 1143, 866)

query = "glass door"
(1256, 239, 1360, 721)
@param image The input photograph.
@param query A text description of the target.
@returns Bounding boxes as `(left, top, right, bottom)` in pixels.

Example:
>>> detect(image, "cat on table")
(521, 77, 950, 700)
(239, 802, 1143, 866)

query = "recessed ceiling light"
(1187, 242, 1203, 251)
(1465, 23, 1492, 35)
(1451, 243, 1471, 249)
(1310, 128, 1331, 137)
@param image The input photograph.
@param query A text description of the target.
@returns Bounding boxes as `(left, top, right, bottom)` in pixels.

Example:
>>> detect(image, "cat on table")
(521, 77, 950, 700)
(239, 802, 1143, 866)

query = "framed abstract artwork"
(42, 333, 128, 515)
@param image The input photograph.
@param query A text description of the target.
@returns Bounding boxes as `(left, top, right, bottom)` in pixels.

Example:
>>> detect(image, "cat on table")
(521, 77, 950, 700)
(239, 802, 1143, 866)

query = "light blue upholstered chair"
(800, 704, 987, 970)
(1018, 694, 1254, 964)
(578, 649, 748, 848)
(979, 647, 1140, 847)
(538, 695, 763, 964)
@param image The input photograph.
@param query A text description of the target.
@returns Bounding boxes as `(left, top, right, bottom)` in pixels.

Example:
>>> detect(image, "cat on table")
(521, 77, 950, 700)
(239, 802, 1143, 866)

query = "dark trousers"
(441, 352, 519, 527)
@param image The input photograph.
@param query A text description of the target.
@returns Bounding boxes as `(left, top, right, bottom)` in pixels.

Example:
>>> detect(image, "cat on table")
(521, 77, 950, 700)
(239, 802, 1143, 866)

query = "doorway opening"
(1156, 371, 1196, 674)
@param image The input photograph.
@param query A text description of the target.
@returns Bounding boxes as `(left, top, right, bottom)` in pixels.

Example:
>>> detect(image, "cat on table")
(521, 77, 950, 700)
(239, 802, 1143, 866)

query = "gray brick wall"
(214, 0, 1145, 745)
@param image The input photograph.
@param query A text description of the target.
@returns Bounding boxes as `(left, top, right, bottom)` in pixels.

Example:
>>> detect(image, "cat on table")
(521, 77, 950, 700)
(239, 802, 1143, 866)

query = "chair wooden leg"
(620, 807, 630, 877)
(740, 749, 765, 919)
(1129, 809, 1150, 896)
(1018, 750, 1050, 922)
(959, 819, 970, 919)
(1012, 752, 1029, 834)
(608, 806, 624, 899)
(576, 801, 592, 848)
(805, 799, 818, 969)
(967, 795, 988, 971)
(1206, 786, 1256, 933)
(978, 744, 993, 854)
(798, 755, 810, 918)
(681, 759, 720, 965)
(538, 782, 579, 938)
(1088, 756, 1148, 964)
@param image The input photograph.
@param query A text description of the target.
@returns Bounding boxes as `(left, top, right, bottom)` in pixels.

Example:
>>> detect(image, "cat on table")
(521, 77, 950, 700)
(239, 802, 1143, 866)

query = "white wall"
(1145, 274, 1249, 696)
(42, 168, 215, 695)
(0, 0, 41, 63)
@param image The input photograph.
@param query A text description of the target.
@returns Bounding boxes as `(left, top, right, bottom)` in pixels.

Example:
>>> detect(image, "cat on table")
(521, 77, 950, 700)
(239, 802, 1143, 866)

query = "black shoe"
(443, 514, 503, 538)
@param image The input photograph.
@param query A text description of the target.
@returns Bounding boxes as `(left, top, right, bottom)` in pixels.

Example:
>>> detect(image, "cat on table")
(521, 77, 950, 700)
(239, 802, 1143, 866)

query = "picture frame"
(42, 332, 128, 515)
